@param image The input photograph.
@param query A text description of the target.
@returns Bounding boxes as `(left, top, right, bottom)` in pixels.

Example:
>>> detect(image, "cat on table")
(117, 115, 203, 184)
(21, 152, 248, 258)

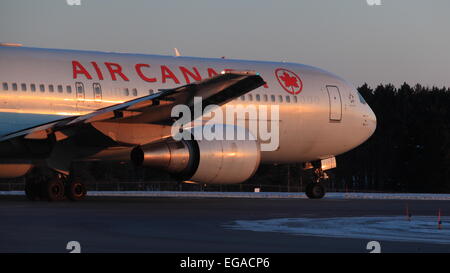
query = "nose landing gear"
(305, 168, 327, 199)
(304, 159, 334, 199)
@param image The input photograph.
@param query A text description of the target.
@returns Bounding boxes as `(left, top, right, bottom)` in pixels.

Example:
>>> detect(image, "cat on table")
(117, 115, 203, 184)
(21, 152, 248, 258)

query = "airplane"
(0, 44, 376, 201)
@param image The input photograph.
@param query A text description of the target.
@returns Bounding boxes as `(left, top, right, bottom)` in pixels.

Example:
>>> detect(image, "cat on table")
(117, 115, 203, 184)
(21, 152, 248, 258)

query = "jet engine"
(130, 137, 261, 184)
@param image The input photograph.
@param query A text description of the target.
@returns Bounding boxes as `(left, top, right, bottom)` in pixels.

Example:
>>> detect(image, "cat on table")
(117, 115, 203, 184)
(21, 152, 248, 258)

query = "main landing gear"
(24, 170, 86, 202)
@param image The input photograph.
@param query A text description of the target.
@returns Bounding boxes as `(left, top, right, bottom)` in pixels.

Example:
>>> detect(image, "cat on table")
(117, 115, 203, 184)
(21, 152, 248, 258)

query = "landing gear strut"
(24, 170, 86, 201)
(305, 165, 328, 199)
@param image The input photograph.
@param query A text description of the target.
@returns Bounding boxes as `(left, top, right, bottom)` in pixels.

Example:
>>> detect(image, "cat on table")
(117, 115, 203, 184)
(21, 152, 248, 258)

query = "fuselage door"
(93, 83, 102, 102)
(326, 85, 342, 121)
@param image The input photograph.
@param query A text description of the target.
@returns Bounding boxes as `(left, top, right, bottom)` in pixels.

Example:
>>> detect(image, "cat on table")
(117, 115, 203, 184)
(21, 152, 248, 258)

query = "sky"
(1, 0, 449, 88)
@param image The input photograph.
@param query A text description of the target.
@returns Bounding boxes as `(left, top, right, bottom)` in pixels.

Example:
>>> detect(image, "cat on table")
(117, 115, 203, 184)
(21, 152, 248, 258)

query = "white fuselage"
(0, 46, 376, 164)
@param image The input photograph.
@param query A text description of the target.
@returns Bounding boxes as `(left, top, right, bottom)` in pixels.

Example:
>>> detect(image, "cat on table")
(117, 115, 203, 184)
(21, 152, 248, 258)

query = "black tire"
(65, 180, 87, 201)
(25, 179, 41, 201)
(305, 183, 326, 199)
(42, 178, 65, 201)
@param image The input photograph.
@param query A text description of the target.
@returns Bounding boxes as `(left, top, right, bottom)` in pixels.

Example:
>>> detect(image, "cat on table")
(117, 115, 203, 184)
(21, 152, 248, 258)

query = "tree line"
(335, 83, 450, 193)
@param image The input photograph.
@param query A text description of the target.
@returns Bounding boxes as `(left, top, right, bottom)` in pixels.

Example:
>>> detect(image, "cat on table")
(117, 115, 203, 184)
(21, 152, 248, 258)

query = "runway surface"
(0, 194, 449, 253)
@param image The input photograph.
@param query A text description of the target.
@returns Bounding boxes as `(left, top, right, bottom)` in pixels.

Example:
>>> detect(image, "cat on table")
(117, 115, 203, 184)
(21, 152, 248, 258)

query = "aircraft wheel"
(42, 178, 66, 201)
(25, 178, 41, 201)
(305, 182, 326, 199)
(65, 180, 87, 201)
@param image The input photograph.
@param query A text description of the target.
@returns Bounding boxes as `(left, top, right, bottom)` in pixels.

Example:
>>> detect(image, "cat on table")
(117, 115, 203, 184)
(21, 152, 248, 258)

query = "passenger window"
(2, 82, 7, 91)
(286, 96, 291, 103)
(256, 94, 260, 101)
(30, 84, 36, 92)
(240, 95, 245, 101)
(271, 95, 275, 102)
(21, 83, 26, 91)
(57, 85, 63, 93)
(49, 85, 54, 92)
(263, 94, 268, 102)
(92, 83, 102, 101)
(124, 88, 129, 96)
(248, 94, 253, 101)
(149, 89, 154, 95)
(132, 88, 138, 96)
(40, 84, 45, 92)
(12, 83, 18, 91)
(75, 82, 84, 100)
(278, 95, 283, 102)
(67, 85, 72, 93)
(293, 96, 298, 103)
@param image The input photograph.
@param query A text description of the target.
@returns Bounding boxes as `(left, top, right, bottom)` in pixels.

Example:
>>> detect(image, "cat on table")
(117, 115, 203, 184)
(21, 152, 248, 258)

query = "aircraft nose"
(363, 105, 377, 138)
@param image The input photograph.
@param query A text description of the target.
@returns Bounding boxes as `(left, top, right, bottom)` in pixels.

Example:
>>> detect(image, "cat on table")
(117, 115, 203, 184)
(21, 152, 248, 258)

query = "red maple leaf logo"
(279, 72, 299, 89)
(275, 68, 303, 94)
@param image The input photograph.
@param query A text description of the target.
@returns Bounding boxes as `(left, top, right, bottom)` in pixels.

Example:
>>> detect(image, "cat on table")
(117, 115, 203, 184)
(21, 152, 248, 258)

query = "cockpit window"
(358, 92, 367, 104)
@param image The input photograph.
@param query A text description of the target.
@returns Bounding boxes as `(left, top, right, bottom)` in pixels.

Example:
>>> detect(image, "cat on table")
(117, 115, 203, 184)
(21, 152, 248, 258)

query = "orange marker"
(438, 209, 442, 230)
(405, 204, 411, 221)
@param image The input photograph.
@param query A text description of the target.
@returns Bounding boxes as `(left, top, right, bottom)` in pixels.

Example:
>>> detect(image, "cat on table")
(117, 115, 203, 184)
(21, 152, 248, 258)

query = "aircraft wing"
(0, 71, 265, 143)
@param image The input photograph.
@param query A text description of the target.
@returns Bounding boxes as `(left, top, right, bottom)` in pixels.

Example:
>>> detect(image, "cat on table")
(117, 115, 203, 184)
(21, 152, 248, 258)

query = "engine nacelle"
(131, 138, 261, 184)
(0, 163, 33, 178)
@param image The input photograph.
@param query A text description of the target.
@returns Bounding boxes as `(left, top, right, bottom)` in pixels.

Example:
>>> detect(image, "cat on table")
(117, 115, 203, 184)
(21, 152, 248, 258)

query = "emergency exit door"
(326, 85, 342, 121)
